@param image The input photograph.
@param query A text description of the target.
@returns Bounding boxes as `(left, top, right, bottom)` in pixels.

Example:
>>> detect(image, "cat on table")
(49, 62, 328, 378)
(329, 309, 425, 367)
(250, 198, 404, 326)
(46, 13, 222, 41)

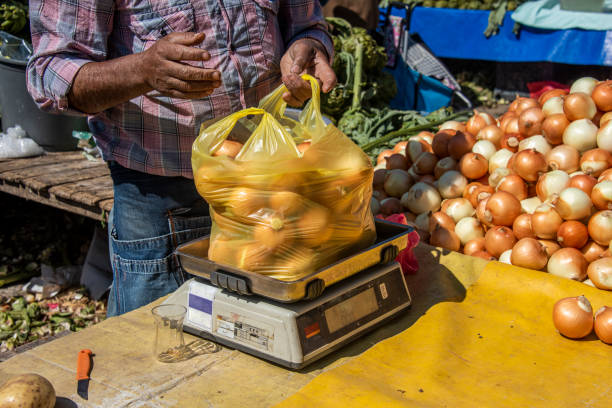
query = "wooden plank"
(99, 198, 114, 213)
(0, 157, 104, 184)
(0, 152, 83, 173)
(23, 163, 109, 192)
(0, 182, 103, 220)
(48, 176, 114, 207)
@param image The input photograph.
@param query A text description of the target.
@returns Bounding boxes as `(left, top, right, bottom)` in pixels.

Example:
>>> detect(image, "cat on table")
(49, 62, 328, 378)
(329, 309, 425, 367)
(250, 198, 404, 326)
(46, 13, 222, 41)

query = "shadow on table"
(301, 244, 474, 373)
(55, 397, 78, 408)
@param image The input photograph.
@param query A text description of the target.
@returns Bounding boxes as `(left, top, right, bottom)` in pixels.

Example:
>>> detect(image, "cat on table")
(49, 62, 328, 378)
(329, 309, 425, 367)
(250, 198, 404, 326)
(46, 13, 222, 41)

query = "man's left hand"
(280, 38, 337, 107)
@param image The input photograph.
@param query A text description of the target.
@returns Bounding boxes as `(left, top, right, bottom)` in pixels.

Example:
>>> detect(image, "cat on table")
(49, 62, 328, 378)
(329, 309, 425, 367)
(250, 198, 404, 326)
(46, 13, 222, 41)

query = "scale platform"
(164, 262, 411, 369)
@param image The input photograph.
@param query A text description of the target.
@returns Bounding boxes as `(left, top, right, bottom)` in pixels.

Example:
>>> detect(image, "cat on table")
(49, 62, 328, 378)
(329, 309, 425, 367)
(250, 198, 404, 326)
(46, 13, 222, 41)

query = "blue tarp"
(384, 6, 612, 66)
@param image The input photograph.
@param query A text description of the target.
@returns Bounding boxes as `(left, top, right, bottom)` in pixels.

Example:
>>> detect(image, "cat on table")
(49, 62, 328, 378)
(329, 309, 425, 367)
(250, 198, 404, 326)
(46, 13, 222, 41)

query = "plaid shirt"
(27, 0, 333, 177)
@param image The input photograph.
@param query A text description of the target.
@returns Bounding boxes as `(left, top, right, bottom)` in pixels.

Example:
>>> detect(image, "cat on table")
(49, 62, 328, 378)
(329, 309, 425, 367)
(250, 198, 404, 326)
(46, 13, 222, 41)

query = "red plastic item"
(527, 81, 570, 100)
(380, 213, 420, 275)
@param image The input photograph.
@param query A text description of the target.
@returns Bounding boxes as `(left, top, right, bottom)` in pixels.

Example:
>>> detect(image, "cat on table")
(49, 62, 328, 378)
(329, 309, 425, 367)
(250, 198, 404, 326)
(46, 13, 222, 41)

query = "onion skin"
(538, 239, 561, 257)
(468, 184, 495, 208)
(579, 148, 612, 177)
(591, 181, 612, 210)
(463, 182, 483, 201)
(464, 237, 486, 256)
(500, 133, 523, 153)
(548, 248, 589, 281)
(476, 196, 492, 227)
(586, 258, 612, 290)
(532, 204, 563, 239)
(511, 238, 548, 270)
(430, 225, 461, 252)
(442, 197, 476, 223)
(521, 196, 542, 214)
(570, 77, 598, 95)
(552, 187, 593, 221)
(455, 217, 484, 245)
(546, 145, 580, 173)
(552, 296, 594, 339)
(377, 149, 394, 165)
(511, 96, 539, 115)
(448, 132, 476, 160)
(472, 140, 497, 160)
(542, 96, 565, 117)
(472, 251, 496, 260)
(477, 125, 503, 148)
(434, 157, 457, 179)
(600, 111, 612, 128)
(539, 88, 568, 105)
(497, 175, 528, 201)
(512, 149, 547, 182)
(564, 92, 597, 121)
(484, 226, 517, 258)
(386, 153, 410, 171)
(484, 191, 522, 226)
(518, 107, 545, 136)
(499, 249, 512, 264)
(557, 220, 589, 249)
(297, 141, 311, 154)
(592, 82, 612, 112)
(580, 240, 606, 263)
(569, 174, 597, 196)
(594, 306, 612, 344)
(489, 149, 514, 174)
(587, 210, 612, 245)
(459, 153, 488, 180)
(513, 213, 535, 239)
(432, 131, 454, 158)
(541, 114, 569, 145)
(429, 211, 456, 233)
(393, 140, 409, 155)
(536, 170, 570, 201)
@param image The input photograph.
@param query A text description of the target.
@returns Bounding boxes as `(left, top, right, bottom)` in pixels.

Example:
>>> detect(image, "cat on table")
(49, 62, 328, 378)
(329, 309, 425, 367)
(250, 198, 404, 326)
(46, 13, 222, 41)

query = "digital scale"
(165, 220, 414, 369)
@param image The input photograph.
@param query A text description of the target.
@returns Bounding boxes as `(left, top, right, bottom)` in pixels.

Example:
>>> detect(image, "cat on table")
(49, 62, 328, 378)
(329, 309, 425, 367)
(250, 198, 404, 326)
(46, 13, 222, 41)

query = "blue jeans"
(106, 161, 211, 316)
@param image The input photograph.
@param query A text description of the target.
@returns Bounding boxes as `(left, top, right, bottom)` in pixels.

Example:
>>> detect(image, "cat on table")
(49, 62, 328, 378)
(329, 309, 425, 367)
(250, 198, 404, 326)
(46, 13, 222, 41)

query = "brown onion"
(428, 211, 456, 233)
(587, 257, 612, 290)
(385, 153, 410, 170)
(518, 107, 545, 136)
(546, 144, 580, 172)
(569, 174, 597, 196)
(468, 184, 495, 208)
(600, 111, 612, 128)
(472, 251, 496, 260)
(557, 220, 589, 248)
(598, 168, 612, 182)
(429, 225, 461, 251)
(437, 170, 468, 199)
(484, 226, 517, 258)
(432, 131, 454, 158)
(538, 88, 568, 105)
(384, 169, 414, 197)
(419, 174, 436, 185)
(413, 152, 438, 175)
(552, 187, 593, 220)
(513, 213, 535, 240)
(402, 182, 442, 214)
(213, 140, 243, 158)
(518, 135, 552, 156)
(580, 149, 612, 177)
(373, 169, 387, 190)
(483, 191, 521, 226)
(459, 152, 488, 180)
(581, 241, 606, 263)
(496, 174, 528, 201)
(434, 157, 457, 179)
(541, 114, 569, 145)
(372, 189, 387, 201)
(532, 203, 563, 239)
(587, 210, 612, 245)
(379, 197, 402, 215)
(297, 141, 311, 154)
(512, 149, 547, 182)
(466, 110, 495, 136)
(463, 182, 483, 200)
(591, 181, 612, 210)
(539, 239, 561, 257)
(476, 196, 491, 227)
(548, 248, 588, 281)
(464, 238, 486, 256)
(511, 96, 539, 115)
(594, 306, 612, 344)
(377, 149, 394, 165)
(393, 140, 409, 155)
(511, 238, 548, 270)
(448, 132, 476, 160)
(488, 167, 514, 188)
(476, 125, 503, 148)
(499, 112, 518, 132)
(407, 139, 433, 163)
(564, 92, 597, 121)
(553, 296, 594, 339)
(592, 82, 612, 112)
(500, 133, 523, 152)
(536, 170, 570, 201)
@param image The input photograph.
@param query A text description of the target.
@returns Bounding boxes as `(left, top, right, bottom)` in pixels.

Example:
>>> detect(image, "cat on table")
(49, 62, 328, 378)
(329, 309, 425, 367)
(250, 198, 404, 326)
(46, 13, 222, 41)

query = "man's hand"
(280, 38, 337, 107)
(140, 32, 222, 99)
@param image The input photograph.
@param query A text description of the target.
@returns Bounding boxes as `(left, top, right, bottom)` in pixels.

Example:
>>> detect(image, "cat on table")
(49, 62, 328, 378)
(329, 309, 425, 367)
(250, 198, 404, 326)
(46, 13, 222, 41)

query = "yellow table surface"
(0, 244, 609, 407)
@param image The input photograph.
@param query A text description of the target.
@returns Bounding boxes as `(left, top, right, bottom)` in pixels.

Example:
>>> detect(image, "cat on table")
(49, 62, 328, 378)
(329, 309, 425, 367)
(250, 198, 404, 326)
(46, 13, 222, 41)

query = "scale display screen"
(324, 287, 378, 333)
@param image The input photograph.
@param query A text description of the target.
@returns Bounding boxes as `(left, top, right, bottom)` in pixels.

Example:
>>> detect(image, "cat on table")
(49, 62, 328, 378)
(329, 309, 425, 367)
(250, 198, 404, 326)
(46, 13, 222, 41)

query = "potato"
(0, 373, 55, 408)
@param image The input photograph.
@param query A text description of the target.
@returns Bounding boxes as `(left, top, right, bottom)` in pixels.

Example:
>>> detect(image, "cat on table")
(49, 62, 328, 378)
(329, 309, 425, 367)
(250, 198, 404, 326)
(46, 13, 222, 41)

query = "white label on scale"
(216, 315, 272, 350)
(216, 318, 236, 339)
(187, 281, 219, 331)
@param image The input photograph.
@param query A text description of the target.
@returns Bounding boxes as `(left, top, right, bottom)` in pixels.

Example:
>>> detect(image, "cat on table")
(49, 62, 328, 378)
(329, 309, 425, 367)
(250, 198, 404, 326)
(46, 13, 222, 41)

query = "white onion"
(444, 198, 476, 223)
(455, 217, 484, 245)
(437, 170, 468, 199)
(499, 249, 512, 264)
(518, 135, 552, 156)
(570, 171, 586, 177)
(402, 182, 442, 214)
(439, 120, 466, 132)
(415, 212, 430, 231)
(591, 181, 612, 210)
(521, 197, 542, 214)
(547, 248, 588, 281)
(562, 119, 598, 153)
(472, 140, 497, 160)
(570, 77, 598, 95)
(489, 149, 514, 174)
(597, 121, 612, 153)
(542, 96, 565, 116)
(536, 170, 570, 201)
(553, 187, 593, 220)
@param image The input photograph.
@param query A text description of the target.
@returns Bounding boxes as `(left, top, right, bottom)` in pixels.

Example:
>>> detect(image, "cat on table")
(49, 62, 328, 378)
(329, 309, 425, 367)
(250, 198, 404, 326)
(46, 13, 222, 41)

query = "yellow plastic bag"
(192, 75, 376, 281)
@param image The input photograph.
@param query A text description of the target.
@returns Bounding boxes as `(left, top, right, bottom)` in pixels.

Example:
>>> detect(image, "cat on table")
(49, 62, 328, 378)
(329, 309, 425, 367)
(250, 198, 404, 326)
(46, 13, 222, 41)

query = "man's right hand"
(140, 32, 222, 99)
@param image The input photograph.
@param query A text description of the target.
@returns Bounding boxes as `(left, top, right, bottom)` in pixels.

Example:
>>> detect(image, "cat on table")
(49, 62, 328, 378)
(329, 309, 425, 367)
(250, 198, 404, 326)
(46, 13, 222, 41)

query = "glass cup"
(152, 304, 188, 363)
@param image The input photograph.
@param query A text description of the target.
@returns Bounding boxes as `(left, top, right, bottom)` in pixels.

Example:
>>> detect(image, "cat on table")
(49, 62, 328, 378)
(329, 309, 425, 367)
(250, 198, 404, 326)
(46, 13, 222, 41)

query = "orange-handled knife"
(76, 349, 93, 400)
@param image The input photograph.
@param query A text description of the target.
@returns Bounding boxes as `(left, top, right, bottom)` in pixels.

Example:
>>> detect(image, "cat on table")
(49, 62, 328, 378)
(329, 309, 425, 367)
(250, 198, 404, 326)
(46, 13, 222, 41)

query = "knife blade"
(76, 349, 93, 400)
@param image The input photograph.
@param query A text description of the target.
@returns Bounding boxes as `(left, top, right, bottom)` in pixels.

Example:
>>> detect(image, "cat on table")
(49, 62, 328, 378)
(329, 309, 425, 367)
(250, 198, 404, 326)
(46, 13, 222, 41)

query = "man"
(27, 0, 336, 316)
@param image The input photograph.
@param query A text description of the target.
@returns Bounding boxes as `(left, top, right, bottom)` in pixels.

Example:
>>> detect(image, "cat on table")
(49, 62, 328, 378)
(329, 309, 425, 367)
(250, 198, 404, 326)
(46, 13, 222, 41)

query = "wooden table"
(0, 152, 113, 220)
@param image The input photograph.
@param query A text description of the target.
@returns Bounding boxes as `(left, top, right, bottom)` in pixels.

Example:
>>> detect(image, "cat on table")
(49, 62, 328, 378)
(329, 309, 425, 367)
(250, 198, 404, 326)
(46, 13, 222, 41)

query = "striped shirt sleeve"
(26, 0, 115, 115)
(278, 0, 334, 61)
